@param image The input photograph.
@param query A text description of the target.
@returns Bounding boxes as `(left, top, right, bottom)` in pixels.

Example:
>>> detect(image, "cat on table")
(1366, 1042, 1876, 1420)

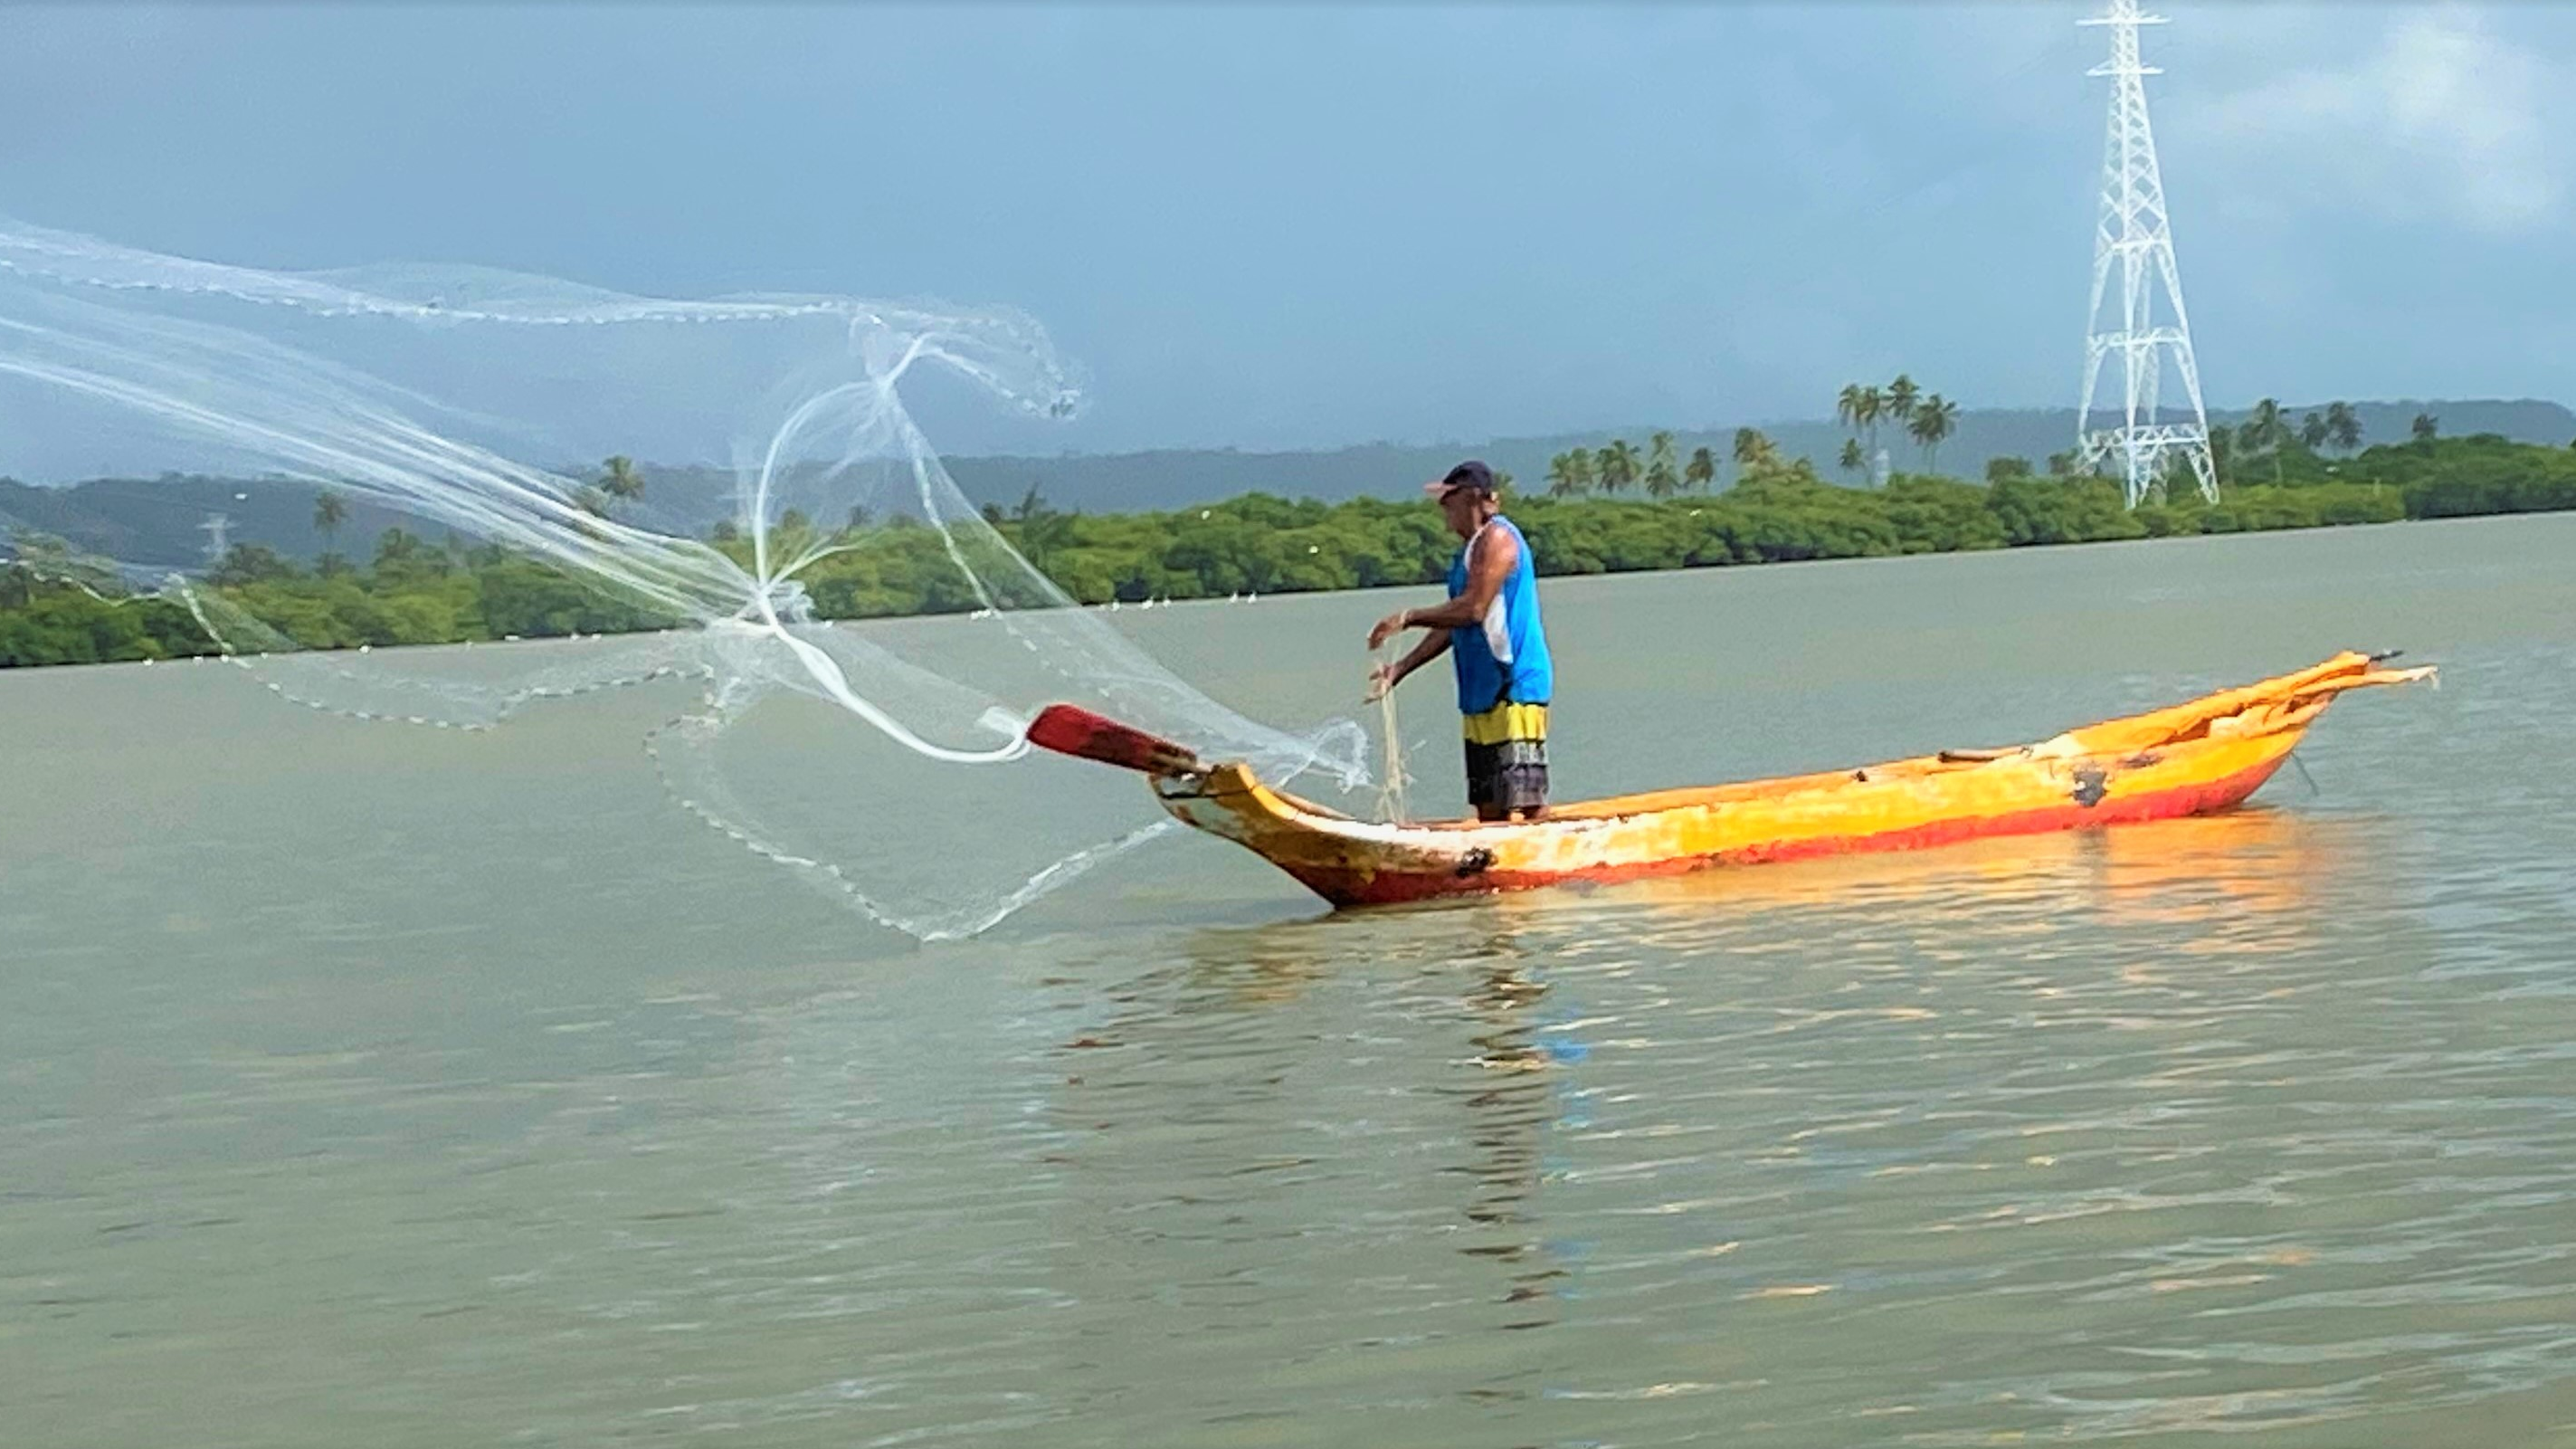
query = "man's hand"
(1372, 615, 1453, 701)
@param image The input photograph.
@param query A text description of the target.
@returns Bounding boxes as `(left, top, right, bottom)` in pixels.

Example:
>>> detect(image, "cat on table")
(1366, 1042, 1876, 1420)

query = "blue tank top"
(1446, 517, 1554, 715)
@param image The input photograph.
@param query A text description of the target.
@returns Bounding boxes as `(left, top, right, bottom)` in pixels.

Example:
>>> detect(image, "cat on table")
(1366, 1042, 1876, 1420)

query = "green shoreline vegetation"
(5, 393, 2576, 670)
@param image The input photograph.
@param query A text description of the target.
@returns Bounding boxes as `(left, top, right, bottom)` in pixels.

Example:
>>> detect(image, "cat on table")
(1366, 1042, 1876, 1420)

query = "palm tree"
(1838, 438, 1867, 480)
(2326, 401, 2363, 453)
(1643, 431, 1681, 497)
(1731, 426, 1778, 472)
(2411, 412, 2438, 442)
(1009, 482, 1056, 524)
(1908, 394, 1959, 472)
(1906, 403, 1936, 472)
(1886, 374, 1921, 428)
(598, 455, 646, 513)
(1595, 439, 1640, 494)
(1684, 446, 1716, 491)
(1545, 451, 1586, 498)
(2238, 398, 2292, 482)
(311, 489, 348, 551)
(1565, 449, 1597, 496)
(1008, 487, 1076, 573)
(1837, 383, 1886, 485)
(2299, 411, 2330, 452)
(1837, 384, 1883, 457)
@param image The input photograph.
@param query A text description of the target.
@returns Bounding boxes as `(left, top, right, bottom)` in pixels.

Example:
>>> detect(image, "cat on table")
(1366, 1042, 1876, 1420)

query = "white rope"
(1373, 641, 1412, 825)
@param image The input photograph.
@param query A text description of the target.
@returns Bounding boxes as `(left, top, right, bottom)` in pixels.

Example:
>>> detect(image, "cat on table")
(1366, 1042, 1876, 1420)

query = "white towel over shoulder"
(1469, 521, 1514, 666)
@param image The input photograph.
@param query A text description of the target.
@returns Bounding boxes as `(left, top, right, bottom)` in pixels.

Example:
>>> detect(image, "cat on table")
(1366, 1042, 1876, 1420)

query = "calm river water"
(6, 514, 2575, 1446)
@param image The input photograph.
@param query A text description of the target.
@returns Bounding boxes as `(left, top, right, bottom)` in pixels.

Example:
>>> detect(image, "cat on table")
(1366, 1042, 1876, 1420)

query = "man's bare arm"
(1370, 627, 1451, 700)
(1365, 525, 1517, 649)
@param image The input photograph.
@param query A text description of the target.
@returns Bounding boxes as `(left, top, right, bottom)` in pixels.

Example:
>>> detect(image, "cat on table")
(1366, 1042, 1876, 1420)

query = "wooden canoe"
(1028, 651, 2432, 908)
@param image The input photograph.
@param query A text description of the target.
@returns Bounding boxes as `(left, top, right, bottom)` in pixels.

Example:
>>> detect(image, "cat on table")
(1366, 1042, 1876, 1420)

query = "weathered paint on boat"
(1041, 652, 2432, 909)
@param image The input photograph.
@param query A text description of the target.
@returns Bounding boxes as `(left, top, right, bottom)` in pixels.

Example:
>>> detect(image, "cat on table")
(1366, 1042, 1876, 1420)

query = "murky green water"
(6, 515, 2575, 1445)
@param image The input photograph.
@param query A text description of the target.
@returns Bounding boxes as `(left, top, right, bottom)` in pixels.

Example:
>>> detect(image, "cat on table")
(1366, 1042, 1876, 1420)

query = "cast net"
(0, 218, 1369, 937)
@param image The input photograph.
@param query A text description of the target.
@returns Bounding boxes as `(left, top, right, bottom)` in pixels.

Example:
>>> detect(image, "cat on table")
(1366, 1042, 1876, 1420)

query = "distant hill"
(943, 399, 2576, 514)
(0, 473, 440, 573)
(9, 398, 2570, 567)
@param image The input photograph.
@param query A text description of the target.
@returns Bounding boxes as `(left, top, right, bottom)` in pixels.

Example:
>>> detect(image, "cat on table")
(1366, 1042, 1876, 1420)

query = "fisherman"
(1366, 461, 1555, 822)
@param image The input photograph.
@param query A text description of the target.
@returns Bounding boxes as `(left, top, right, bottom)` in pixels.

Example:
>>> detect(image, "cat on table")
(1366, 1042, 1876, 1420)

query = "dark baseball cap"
(1423, 460, 1497, 499)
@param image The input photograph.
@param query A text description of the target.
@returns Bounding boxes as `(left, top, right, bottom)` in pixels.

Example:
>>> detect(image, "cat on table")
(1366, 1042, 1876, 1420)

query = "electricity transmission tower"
(200, 512, 233, 562)
(2077, 0, 2217, 506)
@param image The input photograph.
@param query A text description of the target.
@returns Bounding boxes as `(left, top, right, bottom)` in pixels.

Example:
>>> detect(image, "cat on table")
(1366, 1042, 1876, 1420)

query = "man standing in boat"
(1366, 461, 1555, 822)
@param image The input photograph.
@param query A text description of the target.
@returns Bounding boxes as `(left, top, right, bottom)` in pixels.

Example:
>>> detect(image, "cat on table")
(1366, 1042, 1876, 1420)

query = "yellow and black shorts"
(1461, 702, 1548, 817)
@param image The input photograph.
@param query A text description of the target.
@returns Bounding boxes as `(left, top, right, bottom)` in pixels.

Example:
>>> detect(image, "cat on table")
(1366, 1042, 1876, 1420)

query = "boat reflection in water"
(1012, 800, 2394, 1425)
(725, 782, 2417, 1443)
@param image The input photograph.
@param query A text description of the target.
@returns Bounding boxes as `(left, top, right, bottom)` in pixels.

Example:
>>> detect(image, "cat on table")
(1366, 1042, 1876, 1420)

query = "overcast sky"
(5, 3, 2571, 458)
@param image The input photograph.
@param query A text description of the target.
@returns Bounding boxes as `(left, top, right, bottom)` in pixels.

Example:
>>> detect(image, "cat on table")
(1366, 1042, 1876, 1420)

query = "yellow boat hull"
(1148, 652, 2430, 907)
